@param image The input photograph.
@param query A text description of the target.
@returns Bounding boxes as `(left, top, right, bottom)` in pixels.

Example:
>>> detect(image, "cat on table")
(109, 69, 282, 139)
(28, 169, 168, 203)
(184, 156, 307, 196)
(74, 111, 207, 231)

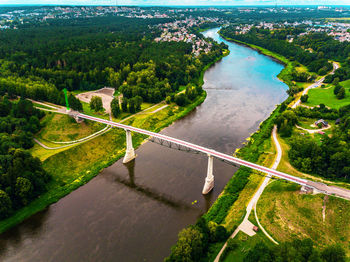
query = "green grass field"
(304, 80, 350, 109)
(38, 113, 104, 142)
(256, 180, 350, 256)
(0, 91, 207, 234)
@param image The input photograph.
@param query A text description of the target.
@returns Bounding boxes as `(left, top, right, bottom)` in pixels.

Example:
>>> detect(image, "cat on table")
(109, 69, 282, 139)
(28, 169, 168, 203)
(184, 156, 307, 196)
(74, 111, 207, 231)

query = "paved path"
(32, 99, 169, 150)
(214, 126, 281, 261)
(152, 104, 169, 113)
(295, 124, 332, 134)
(292, 62, 339, 109)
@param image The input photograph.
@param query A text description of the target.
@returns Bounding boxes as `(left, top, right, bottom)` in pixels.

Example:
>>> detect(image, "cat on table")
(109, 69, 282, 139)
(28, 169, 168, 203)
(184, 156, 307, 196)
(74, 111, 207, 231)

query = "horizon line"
(1, 4, 350, 7)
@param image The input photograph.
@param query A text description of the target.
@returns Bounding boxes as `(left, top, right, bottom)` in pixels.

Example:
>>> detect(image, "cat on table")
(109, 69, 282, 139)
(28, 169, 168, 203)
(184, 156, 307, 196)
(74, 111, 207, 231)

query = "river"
(0, 28, 288, 262)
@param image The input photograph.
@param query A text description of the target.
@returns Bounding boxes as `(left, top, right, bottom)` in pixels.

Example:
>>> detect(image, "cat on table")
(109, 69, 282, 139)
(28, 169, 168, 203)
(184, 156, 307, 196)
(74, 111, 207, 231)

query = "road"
(292, 62, 339, 109)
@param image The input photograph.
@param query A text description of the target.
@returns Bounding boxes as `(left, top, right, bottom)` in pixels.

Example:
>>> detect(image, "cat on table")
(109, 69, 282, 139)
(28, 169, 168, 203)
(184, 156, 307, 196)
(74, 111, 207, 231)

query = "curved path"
(214, 125, 281, 262)
(295, 124, 331, 134)
(292, 62, 339, 109)
(33, 100, 169, 150)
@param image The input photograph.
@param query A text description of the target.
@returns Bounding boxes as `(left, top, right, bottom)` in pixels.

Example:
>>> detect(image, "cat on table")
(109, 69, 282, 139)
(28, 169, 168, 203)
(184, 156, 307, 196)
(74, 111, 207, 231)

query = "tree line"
(220, 27, 336, 77)
(275, 104, 350, 181)
(0, 16, 225, 110)
(0, 96, 50, 219)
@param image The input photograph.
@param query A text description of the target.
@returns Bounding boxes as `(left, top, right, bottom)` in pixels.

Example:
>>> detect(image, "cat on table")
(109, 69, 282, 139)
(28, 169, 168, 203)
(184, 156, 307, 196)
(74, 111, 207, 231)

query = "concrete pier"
(202, 154, 214, 194)
(123, 129, 136, 163)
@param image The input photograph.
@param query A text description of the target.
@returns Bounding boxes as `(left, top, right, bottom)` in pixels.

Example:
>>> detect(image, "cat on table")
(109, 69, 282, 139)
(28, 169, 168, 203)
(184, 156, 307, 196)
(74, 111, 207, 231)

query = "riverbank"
(166, 30, 294, 261)
(0, 51, 229, 234)
(218, 31, 294, 87)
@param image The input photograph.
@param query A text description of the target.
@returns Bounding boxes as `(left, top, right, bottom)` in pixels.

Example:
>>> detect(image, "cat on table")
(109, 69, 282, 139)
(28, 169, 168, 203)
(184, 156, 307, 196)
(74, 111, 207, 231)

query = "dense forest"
(221, 26, 350, 85)
(274, 104, 350, 181)
(0, 96, 50, 219)
(289, 105, 350, 181)
(220, 27, 336, 77)
(0, 16, 226, 106)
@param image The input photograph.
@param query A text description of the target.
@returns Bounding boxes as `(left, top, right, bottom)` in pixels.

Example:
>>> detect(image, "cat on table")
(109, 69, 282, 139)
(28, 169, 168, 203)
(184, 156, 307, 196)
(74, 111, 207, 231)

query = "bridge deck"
(78, 113, 310, 187)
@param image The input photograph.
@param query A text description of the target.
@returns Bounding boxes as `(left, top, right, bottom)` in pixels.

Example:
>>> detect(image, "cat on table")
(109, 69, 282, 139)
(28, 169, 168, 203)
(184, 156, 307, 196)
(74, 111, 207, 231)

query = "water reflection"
(0, 28, 288, 262)
(107, 160, 195, 210)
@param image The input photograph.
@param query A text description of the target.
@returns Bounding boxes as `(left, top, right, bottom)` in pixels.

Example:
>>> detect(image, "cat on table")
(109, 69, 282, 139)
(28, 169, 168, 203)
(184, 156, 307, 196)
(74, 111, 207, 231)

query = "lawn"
(222, 231, 273, 262)
(256, 180, 350, 256)
(304, 81, 350, 109)
(37, 113, 105, 142)
(81, 101, 110, 120)
(0, 92, 207, 234)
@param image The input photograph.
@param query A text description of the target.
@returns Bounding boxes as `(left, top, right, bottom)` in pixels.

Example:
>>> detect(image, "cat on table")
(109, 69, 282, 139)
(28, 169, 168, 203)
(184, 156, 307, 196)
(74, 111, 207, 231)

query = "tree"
(166, 226, 204, 262)
(336, 87, 345, 100)
(121, 98, 128, 112)
(300, 94, 308, 103)
(15, 177, 33, 206)
(175, 93, 188, 107)
(89, 96, 103, 112)
(110, 97, 120, 118)
(128, 98, 135, 113)
(68, 94, 83, 111)
(321, 245, 346, 262)
(334, 84, 342, 95)
(134, 96, 143, 112)
(0, 190, 12, 219)
(245, 242, 274, 262)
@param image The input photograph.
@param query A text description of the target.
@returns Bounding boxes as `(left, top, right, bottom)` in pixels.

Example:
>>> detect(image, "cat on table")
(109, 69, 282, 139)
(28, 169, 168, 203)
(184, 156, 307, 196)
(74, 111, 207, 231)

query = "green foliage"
(0, 97, 50, 219)
(336, 87, 345, 100)
(275, 110, 298, 137)
(243, 239, 347, 262)
(321, 245, 346, 262)
(68, 94, 83, 111)
(334, 84, 342, 95)
(0, 190, 12, 219)
(204, 167, 250, 224)
(220, 28, 334, 76)
(89, 96, 103, 112)
(165, 96, 171, 104)
(15, 177, 33, 206)
(294, 106, 339, 120)
(121, 98, 128, 112)
(175, 93, 189, 107)
(300, 94, 309, 103)
(110, 97, 120, 118)
(288, 113, 350, 180)
(165, 226, 205, 262)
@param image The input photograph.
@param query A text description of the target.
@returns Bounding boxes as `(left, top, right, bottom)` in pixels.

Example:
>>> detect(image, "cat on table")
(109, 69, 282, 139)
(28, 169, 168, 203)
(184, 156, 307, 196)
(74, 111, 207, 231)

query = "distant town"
(1, 5, 350, 43)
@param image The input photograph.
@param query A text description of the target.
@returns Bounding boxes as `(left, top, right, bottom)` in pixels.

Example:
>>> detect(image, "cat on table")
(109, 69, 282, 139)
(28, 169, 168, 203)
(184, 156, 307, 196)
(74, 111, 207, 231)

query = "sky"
(0, 0, 349, 6)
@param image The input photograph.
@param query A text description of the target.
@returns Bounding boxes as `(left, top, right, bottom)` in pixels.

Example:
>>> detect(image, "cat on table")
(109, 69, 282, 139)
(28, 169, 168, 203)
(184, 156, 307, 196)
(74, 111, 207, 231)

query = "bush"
(89, 96, 103, 112)
(336, 87, 345, 100)
(334, 84, 342, 95)
(165, 96, 171, 104)
(174, 93, 189, 106)
(300, 94, 308, 103)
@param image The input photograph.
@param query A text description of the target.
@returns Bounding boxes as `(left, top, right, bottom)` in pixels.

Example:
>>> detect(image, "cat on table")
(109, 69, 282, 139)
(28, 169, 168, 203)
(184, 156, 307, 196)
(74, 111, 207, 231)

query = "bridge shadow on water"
(108, 160, 201, 211)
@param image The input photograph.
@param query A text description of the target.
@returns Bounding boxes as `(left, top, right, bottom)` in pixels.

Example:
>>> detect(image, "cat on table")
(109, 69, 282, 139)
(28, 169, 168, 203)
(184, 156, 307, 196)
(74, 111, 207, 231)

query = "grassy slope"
(0, 51, 229, 234)
(37, 113, 104, 142)
(304, 80, 350, 109)
(256, 180, 350, 256)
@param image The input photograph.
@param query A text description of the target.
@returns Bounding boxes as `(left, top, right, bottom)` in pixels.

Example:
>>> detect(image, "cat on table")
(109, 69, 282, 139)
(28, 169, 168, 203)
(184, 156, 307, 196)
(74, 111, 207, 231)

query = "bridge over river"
(74, 111, 349, 199)
(1, 28, 348, 262)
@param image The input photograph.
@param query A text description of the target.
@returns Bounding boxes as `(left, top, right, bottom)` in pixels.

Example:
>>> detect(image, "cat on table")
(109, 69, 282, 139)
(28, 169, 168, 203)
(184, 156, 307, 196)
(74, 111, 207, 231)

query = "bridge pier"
(202, 154, 214, 194)
(123, 129, 136, 163)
